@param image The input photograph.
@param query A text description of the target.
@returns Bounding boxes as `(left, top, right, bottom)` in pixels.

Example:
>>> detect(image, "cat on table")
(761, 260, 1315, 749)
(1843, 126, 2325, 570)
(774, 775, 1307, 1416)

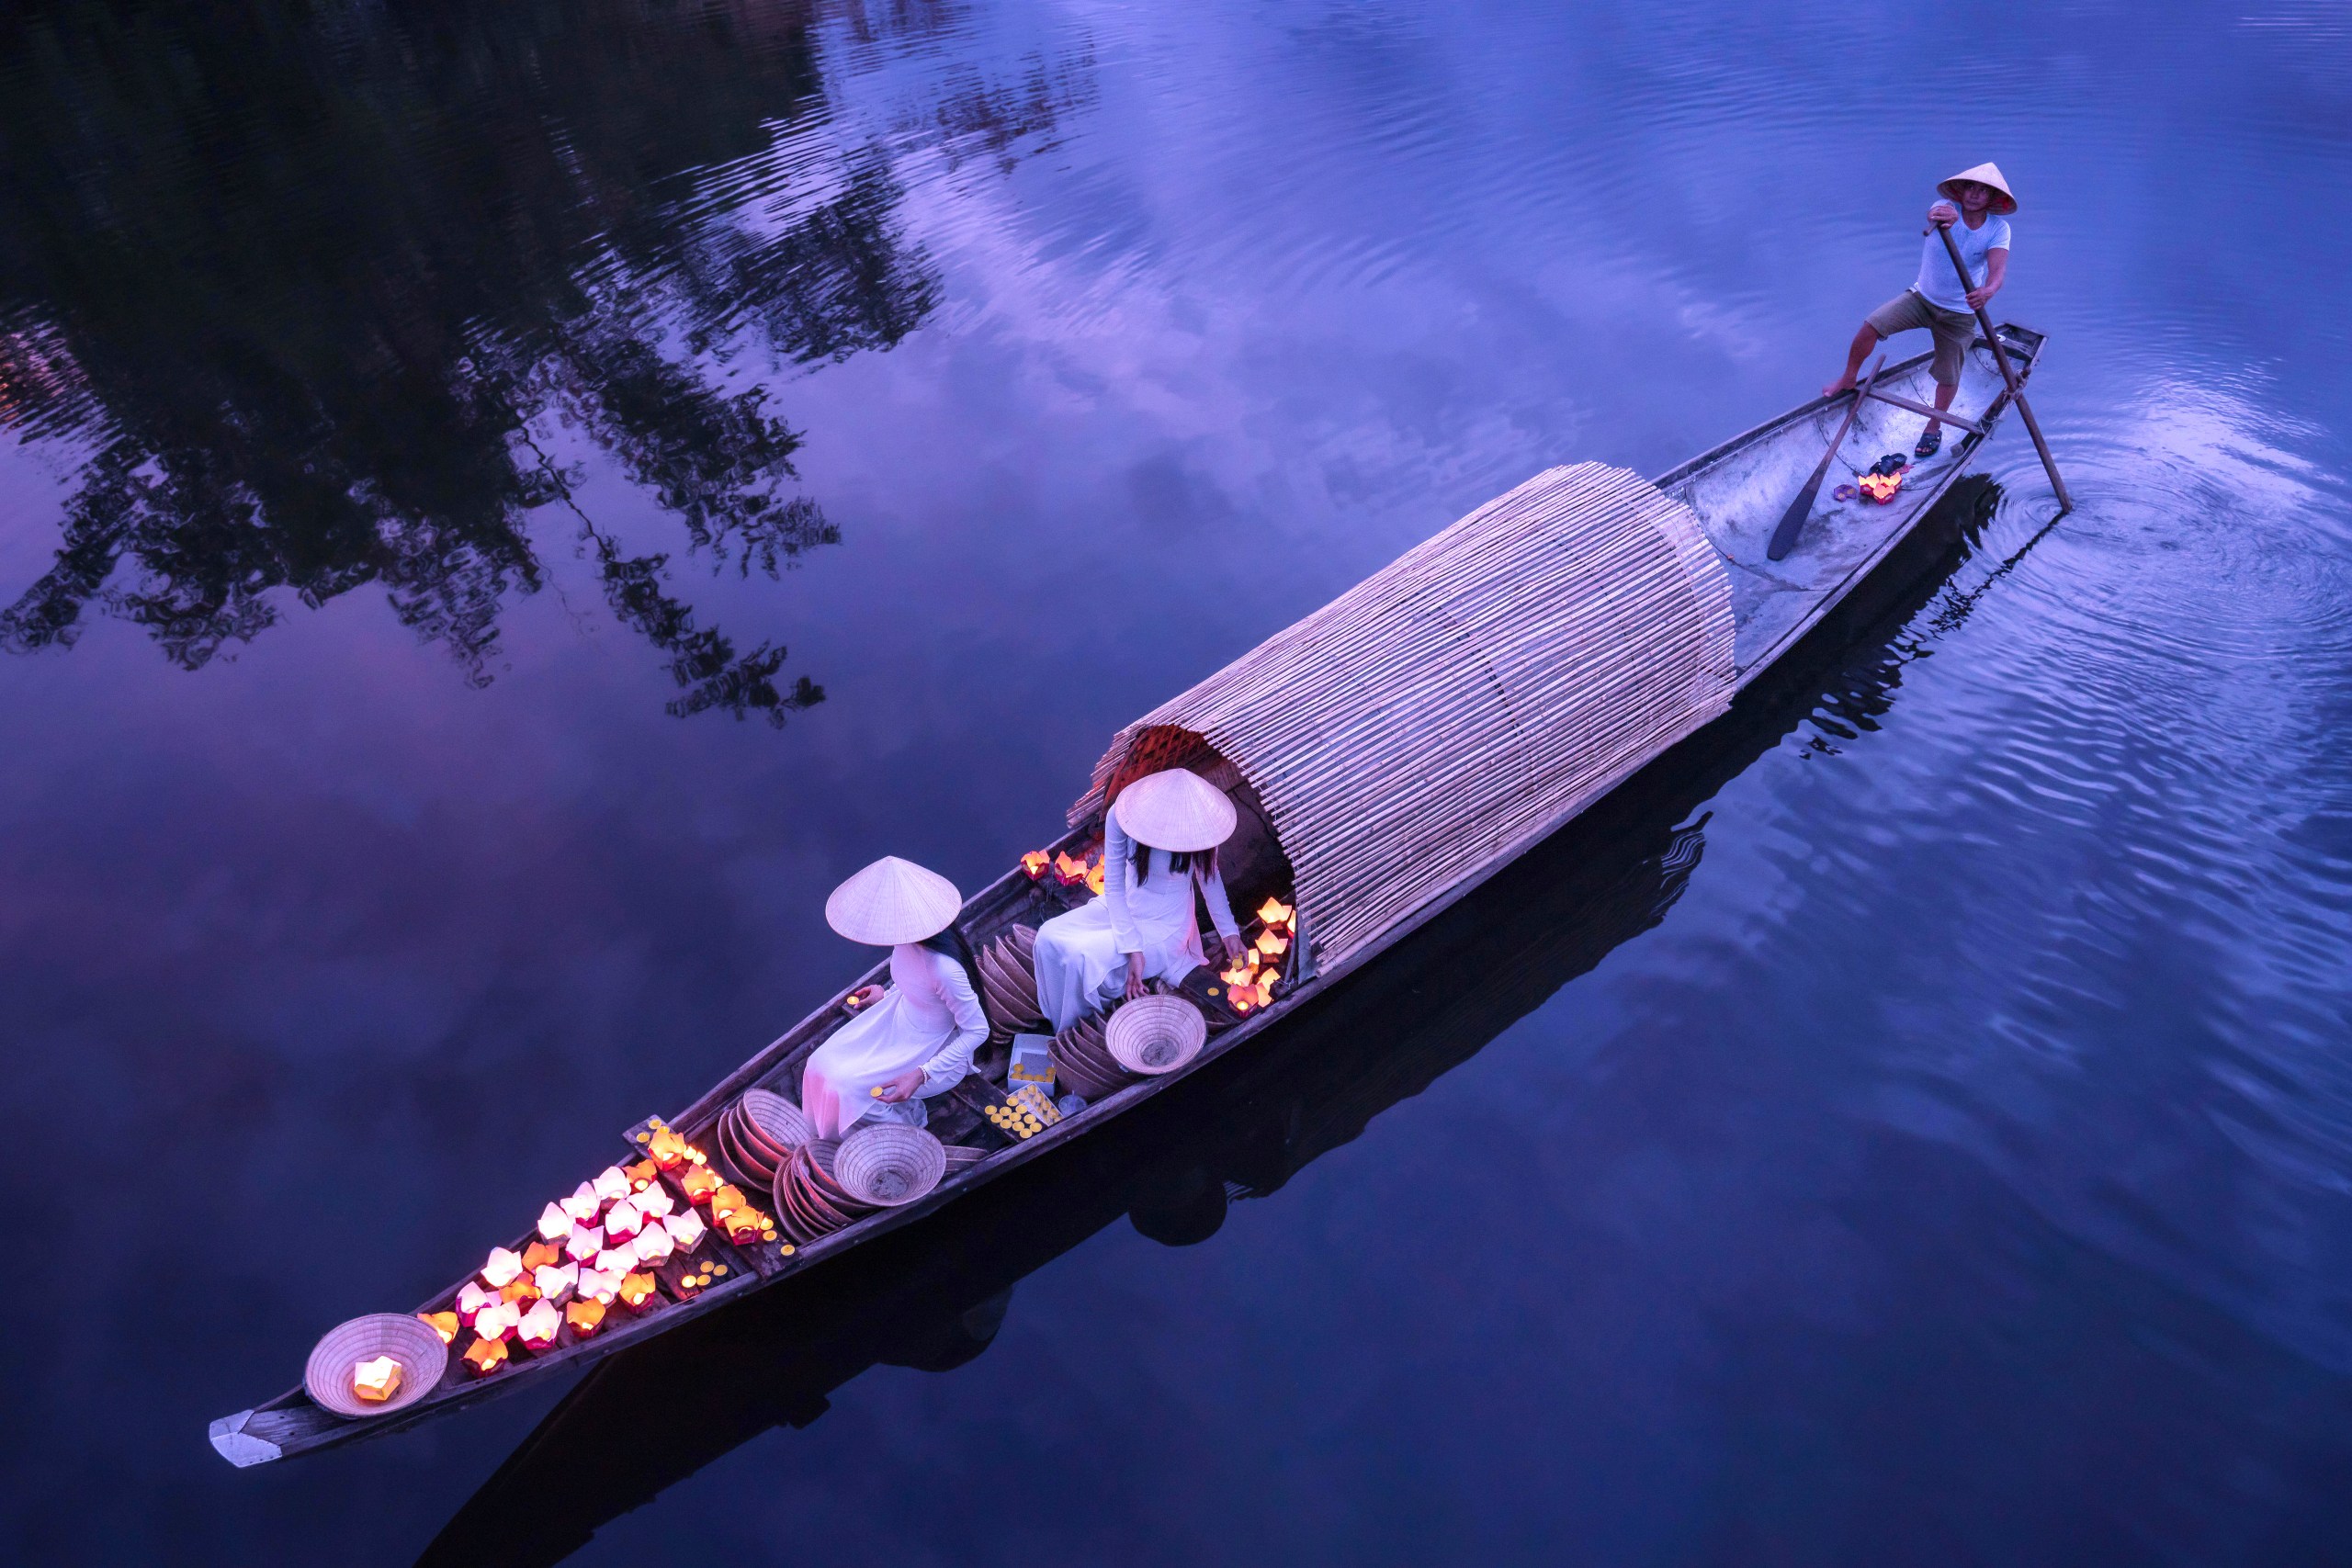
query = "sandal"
(1913, 428, 1943, 458)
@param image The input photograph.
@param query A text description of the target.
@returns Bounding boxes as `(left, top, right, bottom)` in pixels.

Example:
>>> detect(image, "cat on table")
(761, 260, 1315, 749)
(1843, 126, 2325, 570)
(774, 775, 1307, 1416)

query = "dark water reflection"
(4, 1, 2352, 1563)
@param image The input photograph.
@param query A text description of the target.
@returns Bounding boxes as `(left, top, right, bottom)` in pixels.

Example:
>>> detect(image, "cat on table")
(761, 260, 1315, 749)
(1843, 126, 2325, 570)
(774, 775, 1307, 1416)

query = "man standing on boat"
(1824, 163, 2016, 458)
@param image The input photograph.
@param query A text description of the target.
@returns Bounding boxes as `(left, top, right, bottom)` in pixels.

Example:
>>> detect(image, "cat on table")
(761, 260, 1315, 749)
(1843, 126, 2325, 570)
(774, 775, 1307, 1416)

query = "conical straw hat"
(1937, 162, 2017, 215)
(1112, 768, 1237, 852)
(824, 856, 961, 945)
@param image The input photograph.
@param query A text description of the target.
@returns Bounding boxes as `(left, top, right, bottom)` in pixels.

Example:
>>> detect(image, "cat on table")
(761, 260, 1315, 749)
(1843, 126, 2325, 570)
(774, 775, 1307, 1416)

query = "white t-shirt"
(1914, 210, 2012, 313)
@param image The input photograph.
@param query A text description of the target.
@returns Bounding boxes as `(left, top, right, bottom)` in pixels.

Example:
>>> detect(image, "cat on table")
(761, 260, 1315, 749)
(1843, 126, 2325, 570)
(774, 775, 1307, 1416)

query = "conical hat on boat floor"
(1111, 769, 1237, 852)
(824, 856, 962, 946)
(1937, 161, 2017, 214)
(721, 1106, 788, 1176)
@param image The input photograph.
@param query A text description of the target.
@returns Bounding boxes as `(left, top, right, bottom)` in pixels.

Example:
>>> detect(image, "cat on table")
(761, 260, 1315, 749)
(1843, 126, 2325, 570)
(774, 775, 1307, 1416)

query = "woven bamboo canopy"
(1071, 463, 1736, 967)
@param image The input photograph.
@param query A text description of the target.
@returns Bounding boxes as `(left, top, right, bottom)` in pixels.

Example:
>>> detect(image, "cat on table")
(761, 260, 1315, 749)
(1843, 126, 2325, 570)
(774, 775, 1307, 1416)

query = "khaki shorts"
(1866, 288, 1975, 387)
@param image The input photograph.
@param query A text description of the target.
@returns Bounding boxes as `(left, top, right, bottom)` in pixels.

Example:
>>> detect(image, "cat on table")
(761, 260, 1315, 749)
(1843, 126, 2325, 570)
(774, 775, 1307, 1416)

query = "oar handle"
(1934, 219, 2072, 510)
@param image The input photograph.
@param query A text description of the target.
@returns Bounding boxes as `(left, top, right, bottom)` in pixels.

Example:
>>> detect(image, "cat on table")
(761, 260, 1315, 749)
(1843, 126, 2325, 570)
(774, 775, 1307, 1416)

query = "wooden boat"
(210, 321, 2048, 1467)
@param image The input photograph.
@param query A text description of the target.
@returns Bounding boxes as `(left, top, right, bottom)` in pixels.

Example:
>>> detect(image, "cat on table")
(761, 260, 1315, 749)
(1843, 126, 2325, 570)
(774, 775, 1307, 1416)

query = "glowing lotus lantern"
(463, 1337, 509, 1377)
(481, 1247, 525, 1290)
(624, 1158, 659, 1192)
(499, 1275, 540, 1306)
(1257, 897, 1295, 928)
(707, 1184, 748, 1224)
(616, 1271, 659, 1314)
(564, 1224, 605, 1265)
(1054, 851, 1089, 886)
(560, 1182, 603, 1224)
(592, 1167, 631, 1205)
(721, 1203, 770, 1247)
(594, 1246, 637, 1278)
(472, 1301, 521, 1343)
(352, 1355, 402, 1403)
(534, 1262, 578, 1305)
(455, 1280, 496, 1326)
(631, 1224, 675, 1269)
(564, 1299, 606, 1338)
(521, 1239, 563, 1272)
(647, 1125, 690, 1171)
(1021, 850, 1050, 879)
(1087, 859, 1106, 895)
(575, 1266, 620, 1303)
(666, 1210, 707, 1253)
(636, 1183, 675, 1220)
(418, 1310, 459, 1346)
(603, 1198, 643, 1242)
(681, 1166, 721, 1205)
(1255, 930, 1289, 958)
(536, 1202, 570, 1243)
(517, 1298, 563, 1351)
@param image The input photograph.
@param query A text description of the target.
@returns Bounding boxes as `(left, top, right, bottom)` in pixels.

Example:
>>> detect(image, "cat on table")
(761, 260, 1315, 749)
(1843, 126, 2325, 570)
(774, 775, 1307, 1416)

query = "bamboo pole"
(1934, 220, 2072, 510)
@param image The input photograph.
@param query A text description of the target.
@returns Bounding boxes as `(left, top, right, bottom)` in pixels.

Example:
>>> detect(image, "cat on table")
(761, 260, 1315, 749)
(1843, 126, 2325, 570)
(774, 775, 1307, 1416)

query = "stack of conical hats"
(771, 1138, 874, 1246)
(1049, 1010, 1138, 1101)
(976, 924, 1045, 1043)
(712, 1088, 810, 1191)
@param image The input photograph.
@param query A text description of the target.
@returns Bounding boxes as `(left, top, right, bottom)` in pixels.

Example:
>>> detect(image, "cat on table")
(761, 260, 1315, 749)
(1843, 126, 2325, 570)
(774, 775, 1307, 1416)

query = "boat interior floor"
(1665, 342, 2012, 677)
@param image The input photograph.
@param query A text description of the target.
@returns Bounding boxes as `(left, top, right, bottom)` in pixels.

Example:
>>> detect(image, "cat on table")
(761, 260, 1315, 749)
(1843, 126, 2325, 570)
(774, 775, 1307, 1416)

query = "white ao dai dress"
(801, 942, 988, 1139)
(1033, 814, 1241, 1032)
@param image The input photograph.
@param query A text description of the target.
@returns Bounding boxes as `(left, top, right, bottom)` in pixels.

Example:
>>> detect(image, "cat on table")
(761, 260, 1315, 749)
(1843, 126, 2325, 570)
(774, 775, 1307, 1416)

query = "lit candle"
(536, 1202, 571, 1243)
(592, 1167, 631, 1205)
(635, 1182, 674, 1220)
(520, 1239, 564, 1272)
(665, 1211, 707, 1254)
(498, 1274, 540, 1305)
(616, 1271, 659, 1314)
(575, 1266, 620, 1304)
(418, 1311, 459, 1346)
(534, 1262, 578, 1305)
(463, 1337, 509, 1377)
(1021, 850, 1050, 879)
(352, 1355, 402, 1403)
(560, 1182, 603, 1224)
(624, 1157, 660, 1192)
(681, 1167, 720, 1205)
(564, 1224, 605, 1265)
(564, 1299, 606, 1339)
(481, 1247, 525, 1289)
(593, 1246, 637, 1278)
(647, 1126, 689, 1171)
(708, 1184, 747, 1224)
(721, 1204, 767, 1246)
(455, 1280, 496, 1326)
(603, 1198, 642, 1241)
(472, 1301, 521, 1342)
(631, 1224, 675, 1269)
(517, 1299, 562, 1351)
(1257, 897, 1295, 927)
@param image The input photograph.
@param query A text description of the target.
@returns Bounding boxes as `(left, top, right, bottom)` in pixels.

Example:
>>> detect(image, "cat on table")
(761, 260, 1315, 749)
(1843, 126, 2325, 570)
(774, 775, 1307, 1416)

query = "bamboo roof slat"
(1072, 463, 1736, 966)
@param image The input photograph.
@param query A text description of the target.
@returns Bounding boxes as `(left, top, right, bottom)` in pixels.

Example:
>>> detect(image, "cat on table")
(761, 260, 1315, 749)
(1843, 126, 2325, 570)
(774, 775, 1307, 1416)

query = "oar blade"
(1765, 475, 1824, 561)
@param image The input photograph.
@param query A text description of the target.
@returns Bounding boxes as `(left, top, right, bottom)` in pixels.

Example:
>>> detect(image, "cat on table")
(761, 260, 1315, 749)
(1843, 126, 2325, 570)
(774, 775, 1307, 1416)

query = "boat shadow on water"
(415, 473, 2007, 1567)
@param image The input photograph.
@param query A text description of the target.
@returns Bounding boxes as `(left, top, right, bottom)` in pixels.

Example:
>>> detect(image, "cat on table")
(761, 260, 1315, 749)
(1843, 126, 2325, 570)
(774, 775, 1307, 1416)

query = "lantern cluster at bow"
(1023, 847, 1106, 896)
(426, 1117, 720, 1380)
(1218, 896, 1296, 1014)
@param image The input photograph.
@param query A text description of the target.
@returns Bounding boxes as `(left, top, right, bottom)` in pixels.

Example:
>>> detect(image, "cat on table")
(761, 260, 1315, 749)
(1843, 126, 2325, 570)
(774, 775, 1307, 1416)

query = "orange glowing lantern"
(576, 1266, 621, 1303)
(481, 1247, 525, 1290)
(463, 1337, 509, 1377)
(1860, 469, 1905, 503)
(564, 1224, 604, 1264)
(1021, 850, 1051, 879)
(498, 1275, 540, 1306)
(666, 1211, 707, 1253)
(1087, 859, 1106, 895)
(708, 1184, 748, 1224)
(352, 1355, 402, 1403)
(1254, 931, 1289, 958)
(418, 1311, 459, 1346)
(1054, 851, 1090, 886)
(635, 1182, 675, 1220)
(517, 1299, 562, 1351)
(602, 1198, 643, 1242)
(681, 1166, 720, 1205)
(560, 1182, 602, 1224)
(616, 1271, 660, 1314)
(564, 1299, 606, 1338)
(1257, 897, 1294, 928)
(536, 1202, 571, 1243)
(592, 1167, 631, 1205)
(521, 1239, 563, 1272)
(721, 1203, 770, 1247)
(647, 1126, 690, 1171)
(624, 1157, 660, 1191)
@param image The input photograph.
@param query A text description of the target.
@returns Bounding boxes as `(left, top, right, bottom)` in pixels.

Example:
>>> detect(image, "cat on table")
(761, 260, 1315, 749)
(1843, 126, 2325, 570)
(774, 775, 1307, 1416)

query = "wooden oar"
(1767, 355, 1882, 561)
(1934, 219, 2072, 511)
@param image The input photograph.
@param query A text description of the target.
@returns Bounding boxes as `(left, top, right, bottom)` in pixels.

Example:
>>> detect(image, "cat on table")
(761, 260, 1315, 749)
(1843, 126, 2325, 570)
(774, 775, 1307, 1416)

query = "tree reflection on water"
(0, 0, 1060, 723)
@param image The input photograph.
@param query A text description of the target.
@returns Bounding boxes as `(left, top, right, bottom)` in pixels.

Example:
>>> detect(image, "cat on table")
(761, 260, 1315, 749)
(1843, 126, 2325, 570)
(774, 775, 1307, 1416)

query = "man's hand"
(1925, 200, 1958, 231)
(1964, 284, 1996, 310)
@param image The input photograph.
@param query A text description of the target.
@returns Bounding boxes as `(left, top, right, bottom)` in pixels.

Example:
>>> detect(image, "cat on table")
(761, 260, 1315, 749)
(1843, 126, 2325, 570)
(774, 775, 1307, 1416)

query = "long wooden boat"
(211, 321, 2048, 1467)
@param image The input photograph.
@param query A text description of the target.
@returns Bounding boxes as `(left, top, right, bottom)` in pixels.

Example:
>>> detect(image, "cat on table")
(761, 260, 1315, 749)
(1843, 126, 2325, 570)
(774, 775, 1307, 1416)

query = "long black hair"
(1131, 844, 1216, 884)
(919, 921, 985, 1001)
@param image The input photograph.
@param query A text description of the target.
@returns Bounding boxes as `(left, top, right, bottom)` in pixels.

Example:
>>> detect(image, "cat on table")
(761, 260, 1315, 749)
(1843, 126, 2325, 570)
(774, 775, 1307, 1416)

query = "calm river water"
(4, 2, 2350, 1563)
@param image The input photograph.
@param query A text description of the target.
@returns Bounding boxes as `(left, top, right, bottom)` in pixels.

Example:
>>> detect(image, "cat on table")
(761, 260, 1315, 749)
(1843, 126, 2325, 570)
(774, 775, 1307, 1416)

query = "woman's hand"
(1223, 933, 1250, 965)
(875, 1068, 924, 1103)
(1124, 951, 1148, 1000)
(844, 984, 885, 1010)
